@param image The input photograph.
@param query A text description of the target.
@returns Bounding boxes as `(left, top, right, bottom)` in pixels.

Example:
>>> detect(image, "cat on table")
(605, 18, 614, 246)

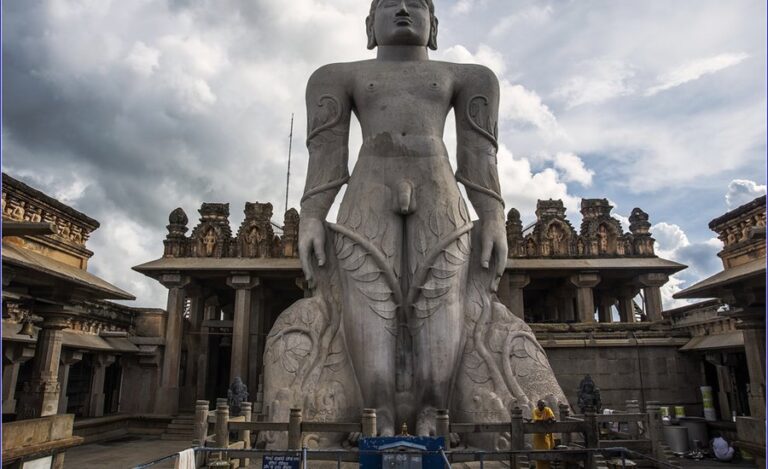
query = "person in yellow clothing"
(532, 399, 556, 469)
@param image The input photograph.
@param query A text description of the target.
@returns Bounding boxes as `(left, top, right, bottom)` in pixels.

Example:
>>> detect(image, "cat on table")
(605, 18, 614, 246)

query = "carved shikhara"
(506, 198, 657, 258)
(162, 203, 301, 259)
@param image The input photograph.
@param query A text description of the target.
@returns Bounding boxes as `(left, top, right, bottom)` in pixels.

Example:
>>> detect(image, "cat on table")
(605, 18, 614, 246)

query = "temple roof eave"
(505, 256, 687, 273)
(673, 258, 766, 299)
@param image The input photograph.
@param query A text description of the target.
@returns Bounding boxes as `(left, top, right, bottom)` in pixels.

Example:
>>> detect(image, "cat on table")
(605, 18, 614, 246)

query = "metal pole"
(285, 113, 294, 214)
(302, 446, 308, 469)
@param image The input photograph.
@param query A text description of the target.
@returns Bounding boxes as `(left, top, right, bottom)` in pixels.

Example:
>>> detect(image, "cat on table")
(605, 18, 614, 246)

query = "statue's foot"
(378, 406, 395, 437)
(415, 407, 437, 436)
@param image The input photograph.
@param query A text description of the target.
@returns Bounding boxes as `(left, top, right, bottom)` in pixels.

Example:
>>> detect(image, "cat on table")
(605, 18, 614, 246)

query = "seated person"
(711, 432, 735, 462)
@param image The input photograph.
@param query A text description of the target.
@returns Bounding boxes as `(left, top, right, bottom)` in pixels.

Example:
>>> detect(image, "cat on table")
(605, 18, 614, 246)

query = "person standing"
(532, 399, 556, 469)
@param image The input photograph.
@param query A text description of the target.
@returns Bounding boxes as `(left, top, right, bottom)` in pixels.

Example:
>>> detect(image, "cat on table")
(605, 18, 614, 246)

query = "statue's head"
(366, 0, 438, 51)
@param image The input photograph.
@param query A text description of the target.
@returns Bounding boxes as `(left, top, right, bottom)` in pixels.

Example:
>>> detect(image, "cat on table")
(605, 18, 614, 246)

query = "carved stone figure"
(262, 0, 565, 449)
(227, 377, 249, 416)
(597, 224, 608, 254)
(576, 374, 602, 414)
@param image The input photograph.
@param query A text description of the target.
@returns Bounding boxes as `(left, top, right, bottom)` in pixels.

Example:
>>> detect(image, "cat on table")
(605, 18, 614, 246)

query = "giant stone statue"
(262, 0, 566, 450)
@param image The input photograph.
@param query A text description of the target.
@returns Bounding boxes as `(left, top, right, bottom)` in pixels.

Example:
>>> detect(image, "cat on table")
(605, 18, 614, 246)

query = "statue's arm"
(454, 65, 507, 288)
(299, 65, 352, 285)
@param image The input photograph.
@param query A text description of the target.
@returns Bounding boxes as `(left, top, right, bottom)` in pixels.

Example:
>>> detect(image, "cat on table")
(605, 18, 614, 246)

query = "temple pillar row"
(569, 272, 601, 323)
(57, 350, 83, 414)
(87, 354, 115, 417)
(3, 343, 35, 415)
(156, 273, 190, 415)
(637, 273, 668, 321)
(227, 274, 260, 386)
(17, 310, 71, 419)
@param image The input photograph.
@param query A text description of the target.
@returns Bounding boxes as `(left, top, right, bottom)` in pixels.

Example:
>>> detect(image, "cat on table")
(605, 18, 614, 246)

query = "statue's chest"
(353, 68, 453, 108)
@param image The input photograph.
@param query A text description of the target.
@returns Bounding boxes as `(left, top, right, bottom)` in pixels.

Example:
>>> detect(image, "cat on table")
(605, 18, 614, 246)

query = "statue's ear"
(428, 16, 438, 50)
(366, 15, 377, 50)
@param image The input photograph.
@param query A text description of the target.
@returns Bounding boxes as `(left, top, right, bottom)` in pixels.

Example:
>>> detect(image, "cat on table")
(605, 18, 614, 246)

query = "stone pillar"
(637, 273, 668, 321)
(185, 287, 205, 404)
(57, 350, 83, 414)
(87, 354, 115, 417)
(226, 274, 260, 385)
(556, 288, 575, 322)
(505, 273, 530, 319)
(597, 295, 616, 323)
(617, 286, 640, 323)
(734, 307, 766, 419)
(16, 311, 70, 419)
(3, 344, 35, 414)
(569, 273, 600, 323)
(156, 272, 190, 416)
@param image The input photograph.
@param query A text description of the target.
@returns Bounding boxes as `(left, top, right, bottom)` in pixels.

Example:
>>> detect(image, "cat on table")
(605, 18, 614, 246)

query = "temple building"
(673, 195, 766, 464)
(1, 173, 166, 464)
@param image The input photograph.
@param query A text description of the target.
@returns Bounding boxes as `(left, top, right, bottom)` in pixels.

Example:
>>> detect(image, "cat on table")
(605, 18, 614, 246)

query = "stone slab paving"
(677, 457, 757, 469)
(63, 436, 191, 469)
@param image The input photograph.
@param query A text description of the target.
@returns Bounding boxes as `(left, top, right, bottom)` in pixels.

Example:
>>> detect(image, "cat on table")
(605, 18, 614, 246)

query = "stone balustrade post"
(436, 409, 450, 443)
(194, 400, 210, 446)
(288, 408, 303, 450)
(16, 310, 70, 419)
(625, 399, 640, 439)
(156, 273, 190, 416)
(583, 407, 598, 448)
(240, 402, 252, 467)
(569, 273, 601, 323)
(215, 402, 230, 449)
(3, 343, 35, 415)
(645, 401, 663, 460)
(558, 403, 571, 445)
(57, 350, 83, 414)
(226, 274, 260, 385)
(361, 408, 377, 437)
(636, 274, 668, 321)
(509, 406, 524, 450)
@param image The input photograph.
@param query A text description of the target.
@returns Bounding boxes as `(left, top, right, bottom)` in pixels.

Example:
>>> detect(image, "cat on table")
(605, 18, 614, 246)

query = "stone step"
(160, 433, 193, 441)
(168, 423, 194, 429)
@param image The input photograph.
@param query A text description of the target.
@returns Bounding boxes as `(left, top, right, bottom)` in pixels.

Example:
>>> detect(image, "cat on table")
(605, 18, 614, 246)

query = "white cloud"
(552, 59, 635, 108)
(645, 52, 749, 96)
(551, 152, 593, 186)
(490, 5, 553, 38)
(125, 41, 160, 76)
(725, 179, 766, 208)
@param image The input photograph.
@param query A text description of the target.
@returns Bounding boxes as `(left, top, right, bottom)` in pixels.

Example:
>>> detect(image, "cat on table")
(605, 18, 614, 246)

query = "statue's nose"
(395, 2, 409, 16)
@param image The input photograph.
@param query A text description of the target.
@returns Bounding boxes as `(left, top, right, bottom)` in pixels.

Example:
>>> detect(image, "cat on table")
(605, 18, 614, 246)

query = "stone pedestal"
(17, 312, 70, 419)
(569, 273, 600, 323)
(3, 344, 35, 414)
(637, 273, 668, 321)
(226, 274, 260, 385)
(87, 354, 115, 417)
(57, 350, 83, 414)
(156, 273, 190, 415)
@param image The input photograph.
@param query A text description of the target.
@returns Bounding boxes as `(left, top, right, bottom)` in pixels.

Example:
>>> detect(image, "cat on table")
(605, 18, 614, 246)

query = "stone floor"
(677, 457, 757, 469)
(63, 436, 191, 468)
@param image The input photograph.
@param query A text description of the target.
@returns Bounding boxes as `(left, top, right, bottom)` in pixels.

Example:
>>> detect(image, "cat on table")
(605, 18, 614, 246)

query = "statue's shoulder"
(308, 60, 374, 85)
(449, 62, 499, 86)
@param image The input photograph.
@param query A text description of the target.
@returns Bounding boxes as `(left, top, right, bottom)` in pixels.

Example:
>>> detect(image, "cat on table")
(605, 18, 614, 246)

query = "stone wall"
(545, 344, 703, 414)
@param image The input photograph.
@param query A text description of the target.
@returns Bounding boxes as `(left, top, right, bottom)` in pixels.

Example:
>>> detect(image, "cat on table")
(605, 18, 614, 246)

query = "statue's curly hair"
(366, 0, 438, 51)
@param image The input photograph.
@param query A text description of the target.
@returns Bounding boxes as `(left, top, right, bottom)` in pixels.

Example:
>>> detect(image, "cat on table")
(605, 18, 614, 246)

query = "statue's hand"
(299, 216, 326, 289)
(479, 213, 507, 292)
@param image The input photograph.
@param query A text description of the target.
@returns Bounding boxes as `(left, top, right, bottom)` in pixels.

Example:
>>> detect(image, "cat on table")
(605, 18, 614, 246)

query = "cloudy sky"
(2, 0, 766, 308)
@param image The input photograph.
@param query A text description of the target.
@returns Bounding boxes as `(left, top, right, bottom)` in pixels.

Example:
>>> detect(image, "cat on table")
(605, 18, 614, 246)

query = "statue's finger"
(299, 245, 315, 288)
(313, 237, 326, 266)
(495, 246, 506, 279)
(480, 237, 492, 269)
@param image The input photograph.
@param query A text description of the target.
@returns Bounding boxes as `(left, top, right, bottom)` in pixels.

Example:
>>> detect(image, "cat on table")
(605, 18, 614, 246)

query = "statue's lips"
(394, 18, 413, 26)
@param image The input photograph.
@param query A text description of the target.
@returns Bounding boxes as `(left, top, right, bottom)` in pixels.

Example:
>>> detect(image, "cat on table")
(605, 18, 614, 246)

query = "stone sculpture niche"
(261, 0, 566, 450)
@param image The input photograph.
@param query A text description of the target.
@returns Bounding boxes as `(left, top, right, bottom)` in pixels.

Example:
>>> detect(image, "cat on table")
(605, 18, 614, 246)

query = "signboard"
(359, 436, 445, 469)
(262, 454, 301, 469)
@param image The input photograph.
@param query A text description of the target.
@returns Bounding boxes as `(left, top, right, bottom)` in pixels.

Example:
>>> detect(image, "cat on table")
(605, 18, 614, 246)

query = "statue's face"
(373, 0, 431, 47)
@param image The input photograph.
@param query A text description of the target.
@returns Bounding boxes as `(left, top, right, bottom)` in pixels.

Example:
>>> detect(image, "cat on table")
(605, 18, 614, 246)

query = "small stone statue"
(576, 374, 602, 414)
(227, 377, 248, 416)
